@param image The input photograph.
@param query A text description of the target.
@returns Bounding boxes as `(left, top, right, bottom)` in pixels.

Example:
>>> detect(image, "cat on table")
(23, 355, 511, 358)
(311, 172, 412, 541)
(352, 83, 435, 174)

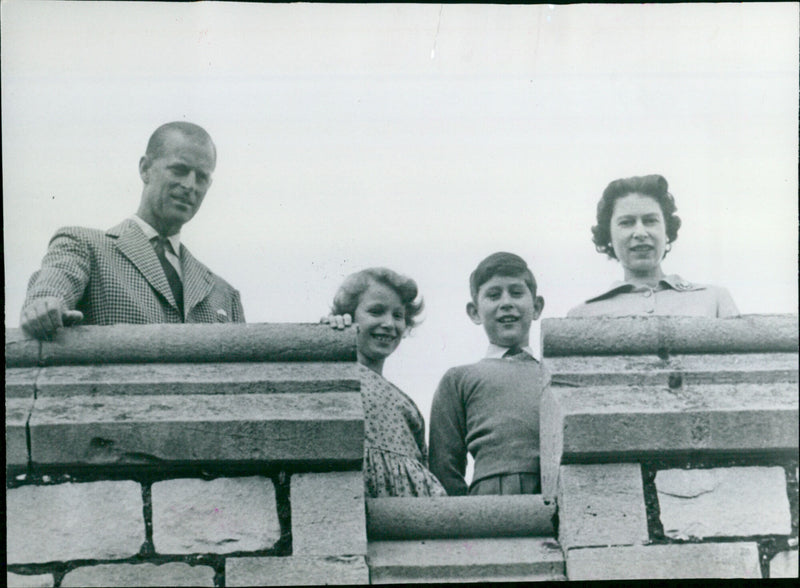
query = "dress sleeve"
(428, 369, 469, 496)
(23, 228, 91, 311)
(715, 287, 740, 318)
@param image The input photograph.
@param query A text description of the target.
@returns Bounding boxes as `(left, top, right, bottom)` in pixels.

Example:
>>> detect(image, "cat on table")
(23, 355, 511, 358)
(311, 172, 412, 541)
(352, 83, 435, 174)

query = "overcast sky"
(3, 2, 798, 435)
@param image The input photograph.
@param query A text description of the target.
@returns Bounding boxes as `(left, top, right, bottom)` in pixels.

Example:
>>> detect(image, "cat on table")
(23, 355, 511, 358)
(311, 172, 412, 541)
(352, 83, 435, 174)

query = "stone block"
(35, 362, 361, 397)
(152, 477, 280, 554)
(557, 464, 648, 549)
(60, 563, 215, 587)
(6, 396, 33, 467)
(656, 466, 791, 539)
(566, 542, 762, 580)
(31, 323, 356, 366)
(7, 481, 144, 564)
(543, 314, 799, 357)
(29, 392, 363, 465)
(6, 367, 39, 398)
(7, 573, 53, 588)
(226, 555, 369, 586)
(5, 329, 40, 368)
(366, 495, 556, 540)
(540, 382, 798, 498)
(291, 471, 366, 556)
(368, 537, 566, 583)
(770, 550, 798, 578)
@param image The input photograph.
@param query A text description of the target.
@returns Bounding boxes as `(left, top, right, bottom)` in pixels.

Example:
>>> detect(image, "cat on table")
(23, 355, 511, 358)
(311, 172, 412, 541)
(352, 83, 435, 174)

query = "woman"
(324, 267, 446, 498)
(568, 174, 739, 317)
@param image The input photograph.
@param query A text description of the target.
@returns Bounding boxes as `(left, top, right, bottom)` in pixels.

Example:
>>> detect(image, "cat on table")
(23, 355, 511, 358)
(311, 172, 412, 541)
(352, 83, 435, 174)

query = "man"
(20, 121, 245, 339)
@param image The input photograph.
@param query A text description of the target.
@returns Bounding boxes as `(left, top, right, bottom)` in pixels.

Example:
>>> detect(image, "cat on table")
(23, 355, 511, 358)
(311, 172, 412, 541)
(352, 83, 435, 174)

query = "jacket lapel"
(180, 245, 214, 317)
(109, 219, 179, 310)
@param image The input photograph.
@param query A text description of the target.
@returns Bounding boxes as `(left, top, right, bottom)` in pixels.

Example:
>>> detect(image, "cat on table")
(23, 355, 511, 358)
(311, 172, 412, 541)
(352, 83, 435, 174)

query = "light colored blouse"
(567, 274, 739, 318)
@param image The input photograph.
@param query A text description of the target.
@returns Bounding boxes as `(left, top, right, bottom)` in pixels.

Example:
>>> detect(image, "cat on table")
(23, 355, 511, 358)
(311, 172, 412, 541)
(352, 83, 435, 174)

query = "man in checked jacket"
(20, 121, 245, 339)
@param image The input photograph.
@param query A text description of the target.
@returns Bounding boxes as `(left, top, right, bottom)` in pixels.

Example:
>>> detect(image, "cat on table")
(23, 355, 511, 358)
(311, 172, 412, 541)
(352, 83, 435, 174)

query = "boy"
(429, 252, 547, 495)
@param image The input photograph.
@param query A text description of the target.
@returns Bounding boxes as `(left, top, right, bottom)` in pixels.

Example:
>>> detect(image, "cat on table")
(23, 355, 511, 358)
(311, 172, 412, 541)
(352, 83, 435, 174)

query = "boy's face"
(466, 274, 544, 348)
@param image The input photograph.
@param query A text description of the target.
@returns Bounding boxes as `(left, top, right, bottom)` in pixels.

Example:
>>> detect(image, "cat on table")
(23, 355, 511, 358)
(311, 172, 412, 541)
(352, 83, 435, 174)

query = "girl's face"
(354, 281, 407, 366)
(610, 193, 668, 280)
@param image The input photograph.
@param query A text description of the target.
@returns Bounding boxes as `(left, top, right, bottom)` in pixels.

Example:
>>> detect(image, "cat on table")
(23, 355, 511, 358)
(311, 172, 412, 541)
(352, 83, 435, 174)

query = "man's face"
(467, 274, 543, 348)
(138, 131, 215, 234)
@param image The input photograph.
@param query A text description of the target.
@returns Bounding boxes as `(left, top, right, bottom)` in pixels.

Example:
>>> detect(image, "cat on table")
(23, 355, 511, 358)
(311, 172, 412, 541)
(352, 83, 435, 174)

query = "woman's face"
(354, 281, 407, 364)
(610, 193, 668, 279)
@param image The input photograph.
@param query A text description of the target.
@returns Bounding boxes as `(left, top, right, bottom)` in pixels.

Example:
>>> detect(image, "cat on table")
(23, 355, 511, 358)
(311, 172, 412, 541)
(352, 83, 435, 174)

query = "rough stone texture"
(291, 471, 367, 556)
(6, 396, 33, 467)
(6, 367, 39, 398)
(769, 550, 799, 578)
(656, 466, 791, 539)
(60, 563, 215, 587)
(540, 382, 798, 498)
(547, 352, 799, 387)
(29, 392, 363, 465)
(7, 573, 53, 588)
(558, 464, 648, 550)
(8, 323, 356, 367)
(7, 481, 144, 564)
(226, 555, 369, 586)
(151, 477, 280, 554)
(35, 362, 361, 397)
(565, 542, 762, 580)
(369, 537, 566, 583)
(543, 314, 799, 357)
(366, 495, 556, 540)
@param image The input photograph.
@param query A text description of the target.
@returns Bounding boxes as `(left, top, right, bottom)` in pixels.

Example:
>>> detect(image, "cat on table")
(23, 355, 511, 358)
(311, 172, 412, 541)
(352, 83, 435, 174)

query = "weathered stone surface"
(226, 555, 369, 586)
(566, 542, 762, 580)
(769, 550, 798, 578)
(366, 495, 555, 540)
(6, 396, 33, 467)
(656, 466, 791, 539)
(7, 573, 53, 588)
(61, 563, 215, 587)
(7, 481, 144, 564)
(543, 314, 799, 357)
(6, 367, 39, 398)
(547, 352, 799, 387)
(29, 392, 363, 465)
(291, 471, 366, 556)
(35, 362, 361, 396)
(12, 323, 356, 367)
(540, 382, 798, 498)
(558, 464, 648, 549)
(369, 537, 566, 583)
(151, 477, 280, 554)
(5, 329, 40, 368)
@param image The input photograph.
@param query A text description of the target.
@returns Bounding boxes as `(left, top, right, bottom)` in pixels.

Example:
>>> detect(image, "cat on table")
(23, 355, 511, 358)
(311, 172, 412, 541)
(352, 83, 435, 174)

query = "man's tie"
(152, 236, 184, 318)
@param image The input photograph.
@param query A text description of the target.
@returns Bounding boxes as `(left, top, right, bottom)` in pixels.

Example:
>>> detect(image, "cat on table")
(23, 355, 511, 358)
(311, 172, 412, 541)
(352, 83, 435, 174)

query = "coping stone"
(5, 329, 40, 368)
(60, 563, 215, 587)
(565, 542, 762, 580)
(291, 471, 367, 556)
(769, 550, 799, 578)
(656, 466, 791, 539)
(29, 392, 363, 465)
(6, 573, 54, 588)
(558, 463, 648, 550)
(7, 481, 144, 564)
(6, 396, 33, 467)
(368, 537, 566, 584)
(226, 555, 369, 586)
(151, 477, 280, 554)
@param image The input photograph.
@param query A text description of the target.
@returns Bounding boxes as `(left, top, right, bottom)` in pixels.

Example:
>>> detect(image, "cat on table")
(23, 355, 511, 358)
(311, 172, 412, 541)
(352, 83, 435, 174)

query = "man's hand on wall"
(20, 297, 84, 340)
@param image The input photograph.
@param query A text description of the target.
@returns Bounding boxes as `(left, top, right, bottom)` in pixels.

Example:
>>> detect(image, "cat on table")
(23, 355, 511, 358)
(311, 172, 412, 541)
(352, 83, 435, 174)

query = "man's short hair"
(145, 121, 217, 164)
(469, 251, 538, 302)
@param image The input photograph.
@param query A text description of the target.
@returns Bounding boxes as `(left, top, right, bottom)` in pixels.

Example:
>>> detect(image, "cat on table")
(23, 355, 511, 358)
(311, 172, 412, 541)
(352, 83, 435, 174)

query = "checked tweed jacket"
(24, 219, 245, 325)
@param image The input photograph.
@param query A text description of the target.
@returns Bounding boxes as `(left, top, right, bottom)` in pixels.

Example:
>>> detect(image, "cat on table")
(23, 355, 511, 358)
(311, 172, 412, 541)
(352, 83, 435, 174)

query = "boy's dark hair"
(469, 252, 537, 302)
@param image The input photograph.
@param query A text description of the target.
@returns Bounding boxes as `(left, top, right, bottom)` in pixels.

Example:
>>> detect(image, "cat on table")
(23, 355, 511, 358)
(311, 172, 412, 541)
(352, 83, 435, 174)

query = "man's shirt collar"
(130, 215, 181, 255)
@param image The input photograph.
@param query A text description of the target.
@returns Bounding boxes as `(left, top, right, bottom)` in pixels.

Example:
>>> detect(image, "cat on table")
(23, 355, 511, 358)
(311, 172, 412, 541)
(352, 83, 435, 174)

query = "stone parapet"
(542, 314, 798, 357)
(366, 495, 555, 540)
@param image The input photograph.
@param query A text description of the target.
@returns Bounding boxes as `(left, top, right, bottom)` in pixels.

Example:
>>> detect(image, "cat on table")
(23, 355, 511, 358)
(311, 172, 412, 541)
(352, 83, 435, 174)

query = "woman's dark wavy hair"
(331, 267, 424, 332)
(592, 174, 682, 260)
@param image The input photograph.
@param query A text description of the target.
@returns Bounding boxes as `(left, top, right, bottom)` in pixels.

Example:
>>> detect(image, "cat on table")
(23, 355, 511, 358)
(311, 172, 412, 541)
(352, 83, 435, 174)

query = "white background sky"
(3, 2, 798, 439)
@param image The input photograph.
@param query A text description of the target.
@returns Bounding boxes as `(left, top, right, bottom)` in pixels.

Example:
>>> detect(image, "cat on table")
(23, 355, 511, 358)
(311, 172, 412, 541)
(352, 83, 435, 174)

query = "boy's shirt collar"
(485, 343, 536, 359)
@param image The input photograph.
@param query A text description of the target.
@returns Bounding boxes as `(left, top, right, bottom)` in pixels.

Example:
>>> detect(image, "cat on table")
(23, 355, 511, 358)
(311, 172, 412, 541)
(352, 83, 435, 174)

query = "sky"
(3, 2, 798, 444)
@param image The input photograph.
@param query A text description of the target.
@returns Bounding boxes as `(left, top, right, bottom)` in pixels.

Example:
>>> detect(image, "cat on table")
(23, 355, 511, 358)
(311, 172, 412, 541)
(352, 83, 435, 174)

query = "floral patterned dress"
(358, 367, 447, 498)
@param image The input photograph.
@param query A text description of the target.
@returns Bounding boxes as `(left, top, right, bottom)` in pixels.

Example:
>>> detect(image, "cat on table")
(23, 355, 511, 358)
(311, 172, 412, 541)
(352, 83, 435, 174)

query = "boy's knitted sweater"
(429, 358, 548, 496)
